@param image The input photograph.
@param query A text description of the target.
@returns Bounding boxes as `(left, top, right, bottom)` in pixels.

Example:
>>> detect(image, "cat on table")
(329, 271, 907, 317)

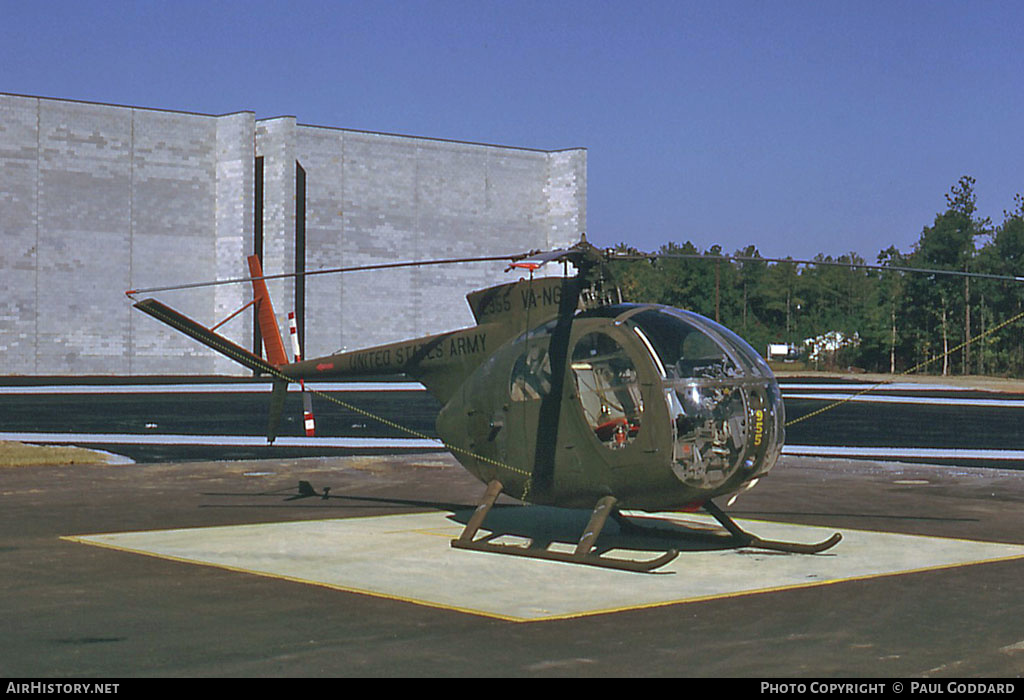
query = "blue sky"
(3, 0, 1021, 260)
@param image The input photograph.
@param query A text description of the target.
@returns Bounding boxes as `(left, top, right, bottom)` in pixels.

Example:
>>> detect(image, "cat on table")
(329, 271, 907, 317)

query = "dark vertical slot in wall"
(253, 156, 265, 366)
(295, 161, 306, 353)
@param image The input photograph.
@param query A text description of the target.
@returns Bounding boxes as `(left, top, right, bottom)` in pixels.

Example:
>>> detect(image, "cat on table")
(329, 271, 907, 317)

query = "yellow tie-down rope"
(785, 307, 1024, 427)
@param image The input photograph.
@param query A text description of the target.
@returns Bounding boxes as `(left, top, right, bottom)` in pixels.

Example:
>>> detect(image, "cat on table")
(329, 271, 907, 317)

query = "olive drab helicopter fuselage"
(131, 238, 840, 572)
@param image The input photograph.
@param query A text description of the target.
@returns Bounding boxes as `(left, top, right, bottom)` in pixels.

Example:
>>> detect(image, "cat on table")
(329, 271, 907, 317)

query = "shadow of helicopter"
(203, 480, 813, 572)
(200, 479, 472, 512)
(444, 502, 757, 556)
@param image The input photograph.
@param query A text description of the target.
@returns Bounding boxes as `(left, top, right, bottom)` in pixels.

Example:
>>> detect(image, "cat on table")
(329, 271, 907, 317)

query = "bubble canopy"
(588, 305, 785, 491)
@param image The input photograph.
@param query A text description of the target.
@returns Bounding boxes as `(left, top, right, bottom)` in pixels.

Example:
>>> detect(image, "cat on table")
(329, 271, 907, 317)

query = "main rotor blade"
(613, 252, 1024, 284)
(126, 252, 537, 296)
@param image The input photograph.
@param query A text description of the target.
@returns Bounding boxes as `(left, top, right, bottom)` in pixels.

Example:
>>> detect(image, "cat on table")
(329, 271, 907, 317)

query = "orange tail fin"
(247, 255, 289, 367)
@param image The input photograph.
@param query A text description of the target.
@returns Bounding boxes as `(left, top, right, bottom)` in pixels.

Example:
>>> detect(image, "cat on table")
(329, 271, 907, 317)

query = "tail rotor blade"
(302, 390, 316, 437)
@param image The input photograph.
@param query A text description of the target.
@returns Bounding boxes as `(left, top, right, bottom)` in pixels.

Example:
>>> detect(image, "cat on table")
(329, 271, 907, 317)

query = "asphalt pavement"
(2, 452, 1024, 677)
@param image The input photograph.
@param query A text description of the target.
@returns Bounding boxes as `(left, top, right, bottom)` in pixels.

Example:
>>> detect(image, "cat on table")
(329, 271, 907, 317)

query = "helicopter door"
(569, 331, 644, 450)
(504, 338, 553, 475)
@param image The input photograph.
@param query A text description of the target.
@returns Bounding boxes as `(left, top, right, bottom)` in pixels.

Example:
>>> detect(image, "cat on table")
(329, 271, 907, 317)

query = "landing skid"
(450, 481, 679, 573)
(613, 501, 842, 555)
(702, 500, 843, 555)
(450, 482, 842, 573)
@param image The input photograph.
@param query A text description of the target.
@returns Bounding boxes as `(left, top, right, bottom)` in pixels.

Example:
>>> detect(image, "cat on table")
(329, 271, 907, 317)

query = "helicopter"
(130, 235, 848, 572)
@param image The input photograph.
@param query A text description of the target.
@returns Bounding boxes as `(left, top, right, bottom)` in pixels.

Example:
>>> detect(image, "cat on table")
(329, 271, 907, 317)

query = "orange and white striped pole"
(288, 311, 316, 437)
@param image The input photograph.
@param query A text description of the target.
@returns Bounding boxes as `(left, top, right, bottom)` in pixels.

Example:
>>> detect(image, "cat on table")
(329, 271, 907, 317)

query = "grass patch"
(0, 440, 115, 467)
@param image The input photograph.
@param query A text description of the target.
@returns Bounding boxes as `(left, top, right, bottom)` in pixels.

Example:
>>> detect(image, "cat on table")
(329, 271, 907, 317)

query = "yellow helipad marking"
(64, 511, 1024, 622)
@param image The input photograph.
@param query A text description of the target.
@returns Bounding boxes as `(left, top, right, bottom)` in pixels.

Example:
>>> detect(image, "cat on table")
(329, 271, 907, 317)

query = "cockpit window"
(627, 309, 740, 380)
(570, 332, 643, 449)
(623, 307, 783, 489)
(626, 309, 770, 380)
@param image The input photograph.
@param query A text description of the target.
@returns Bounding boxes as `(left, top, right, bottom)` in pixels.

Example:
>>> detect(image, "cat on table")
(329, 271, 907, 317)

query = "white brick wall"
(0, 93, 587, 376)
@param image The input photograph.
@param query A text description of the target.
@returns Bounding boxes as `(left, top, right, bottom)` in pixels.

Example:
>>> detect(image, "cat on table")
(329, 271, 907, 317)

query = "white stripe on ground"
(3, 432, 1020, 461)
(0, 382, 424, 394)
